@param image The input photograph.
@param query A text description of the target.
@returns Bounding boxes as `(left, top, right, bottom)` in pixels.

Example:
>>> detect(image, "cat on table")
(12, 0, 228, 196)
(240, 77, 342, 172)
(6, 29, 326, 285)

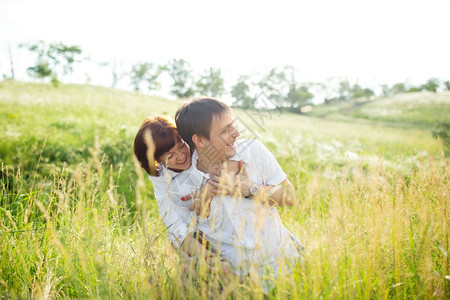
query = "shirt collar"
(192, 142, 247, 179)
(191, 150, 210, 179)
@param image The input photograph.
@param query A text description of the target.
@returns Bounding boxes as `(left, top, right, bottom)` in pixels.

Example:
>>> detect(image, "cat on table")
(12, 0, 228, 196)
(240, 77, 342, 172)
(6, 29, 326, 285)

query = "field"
(304, 92, 450, 129)
(0, 80, 449, 299)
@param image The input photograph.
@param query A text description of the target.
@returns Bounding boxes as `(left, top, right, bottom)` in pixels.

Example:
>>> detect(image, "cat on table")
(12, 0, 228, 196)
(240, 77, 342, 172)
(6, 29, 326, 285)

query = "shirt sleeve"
(251, 140, 287, 186)
(149, 175, 189, 248)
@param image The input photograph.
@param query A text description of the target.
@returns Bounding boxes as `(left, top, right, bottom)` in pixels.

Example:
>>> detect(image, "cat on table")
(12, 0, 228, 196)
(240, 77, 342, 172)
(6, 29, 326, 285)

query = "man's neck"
(196, 150, 226, 174)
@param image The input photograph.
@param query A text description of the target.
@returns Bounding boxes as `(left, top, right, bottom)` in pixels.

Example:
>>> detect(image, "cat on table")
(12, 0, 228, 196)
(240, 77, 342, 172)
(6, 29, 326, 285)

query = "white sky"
(1, 0, 450, 97)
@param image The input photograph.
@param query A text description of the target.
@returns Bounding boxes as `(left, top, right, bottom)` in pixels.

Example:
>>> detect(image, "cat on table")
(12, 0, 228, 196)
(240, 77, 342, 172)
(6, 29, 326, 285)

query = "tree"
(350, 84, 374, 99)
(165, 59, 195, 98)
(130, 62, 162, 92)
(444, 81, 450, 91)
(49, 43, 83, 77)
(286, 84, 314, 113)
(195, 67, 225, 97)
(390, 82, 406, 95)
(130, 63, 148, 91)
(19, 40, 82, 85)
(27, 62, 52, 79)
(231, 76, 254, 108)
(380, 84, 390, 97)
(257, 66, 294, 107)
(421, 78, 439, 92)
(337, 79, 351, 101)
(407, 86, 422, 92)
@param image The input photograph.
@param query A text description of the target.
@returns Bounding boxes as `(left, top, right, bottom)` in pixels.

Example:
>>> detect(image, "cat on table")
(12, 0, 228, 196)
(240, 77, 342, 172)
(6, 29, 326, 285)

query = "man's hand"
(211, 160, 296, 206)
(210, 160, 253, 197)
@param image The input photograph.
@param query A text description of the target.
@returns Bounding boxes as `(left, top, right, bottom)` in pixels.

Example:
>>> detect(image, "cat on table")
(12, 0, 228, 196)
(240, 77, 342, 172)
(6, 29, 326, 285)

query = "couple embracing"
(134, 96, 305, 293)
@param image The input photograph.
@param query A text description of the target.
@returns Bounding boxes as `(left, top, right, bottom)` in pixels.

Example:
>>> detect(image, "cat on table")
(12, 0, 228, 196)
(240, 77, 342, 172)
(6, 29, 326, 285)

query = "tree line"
(4, 41, 450, 113)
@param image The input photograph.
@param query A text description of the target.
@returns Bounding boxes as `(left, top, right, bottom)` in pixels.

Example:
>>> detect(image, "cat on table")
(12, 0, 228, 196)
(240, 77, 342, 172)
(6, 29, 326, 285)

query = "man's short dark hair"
(175, 97, 231, 151)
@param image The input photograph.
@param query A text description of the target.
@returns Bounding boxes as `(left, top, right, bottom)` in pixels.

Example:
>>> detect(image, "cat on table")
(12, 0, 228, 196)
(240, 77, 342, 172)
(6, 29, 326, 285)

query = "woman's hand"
(181, 180, 216, 218)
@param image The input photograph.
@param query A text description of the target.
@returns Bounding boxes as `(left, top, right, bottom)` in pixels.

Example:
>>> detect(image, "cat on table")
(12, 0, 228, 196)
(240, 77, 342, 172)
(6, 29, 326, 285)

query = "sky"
(1, 0, 450, 99)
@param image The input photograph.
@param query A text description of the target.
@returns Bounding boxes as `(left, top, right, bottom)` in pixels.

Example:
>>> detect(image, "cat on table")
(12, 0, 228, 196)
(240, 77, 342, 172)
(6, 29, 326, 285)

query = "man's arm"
(249, 140, 295, 206)
(258, 178, 295, 206)
(210, 160, 296, 207)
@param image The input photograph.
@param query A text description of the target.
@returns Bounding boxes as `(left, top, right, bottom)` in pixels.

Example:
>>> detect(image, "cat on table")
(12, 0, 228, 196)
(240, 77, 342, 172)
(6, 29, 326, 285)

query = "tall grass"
(1, 137, 448, 298)
(1, 81, 449, 298)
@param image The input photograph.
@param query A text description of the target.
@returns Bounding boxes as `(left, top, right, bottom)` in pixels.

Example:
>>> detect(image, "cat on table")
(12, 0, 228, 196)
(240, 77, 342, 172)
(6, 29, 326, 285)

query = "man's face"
(203, 111, 240, 160)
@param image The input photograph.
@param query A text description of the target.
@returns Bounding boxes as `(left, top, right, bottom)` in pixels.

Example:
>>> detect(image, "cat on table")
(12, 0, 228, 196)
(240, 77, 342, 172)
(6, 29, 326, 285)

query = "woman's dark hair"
(133, 116, 179, 176)
(175, 96, 231, 152)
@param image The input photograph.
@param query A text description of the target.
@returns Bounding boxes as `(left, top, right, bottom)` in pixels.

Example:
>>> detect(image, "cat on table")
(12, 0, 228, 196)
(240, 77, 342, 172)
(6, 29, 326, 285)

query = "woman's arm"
(151, 175, 191, 247)
(151, 174, 225, 263)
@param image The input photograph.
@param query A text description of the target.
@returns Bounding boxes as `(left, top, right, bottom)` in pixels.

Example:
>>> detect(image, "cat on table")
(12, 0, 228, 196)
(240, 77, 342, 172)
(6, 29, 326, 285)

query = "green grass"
(1, 80, 449, 298)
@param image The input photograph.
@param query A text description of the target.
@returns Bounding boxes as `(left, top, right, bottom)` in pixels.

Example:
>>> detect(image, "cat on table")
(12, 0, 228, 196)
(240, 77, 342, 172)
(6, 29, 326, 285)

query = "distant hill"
(304, 91, 450, 129)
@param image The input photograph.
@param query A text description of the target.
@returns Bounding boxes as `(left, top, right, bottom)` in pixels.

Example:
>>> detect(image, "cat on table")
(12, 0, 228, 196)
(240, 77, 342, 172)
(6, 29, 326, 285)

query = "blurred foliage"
(231, 76, 254, 109)
(19, 41, 82, 85)
(195, 67, 225, 98)
(165, 58, 196, 99)
(129, 62, 162, 92)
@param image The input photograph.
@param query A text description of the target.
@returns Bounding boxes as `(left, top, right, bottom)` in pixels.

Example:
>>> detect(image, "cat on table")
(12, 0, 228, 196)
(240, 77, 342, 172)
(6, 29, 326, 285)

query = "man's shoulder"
(234, 139, 269, 162)
(236, 138, 264, 152)
(235, 138, 286, 184)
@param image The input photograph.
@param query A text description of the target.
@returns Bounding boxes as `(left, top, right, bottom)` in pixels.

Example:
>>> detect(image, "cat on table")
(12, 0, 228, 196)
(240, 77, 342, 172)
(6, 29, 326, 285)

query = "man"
(175, 97, 296, 209)
(175, 96, 304, 291)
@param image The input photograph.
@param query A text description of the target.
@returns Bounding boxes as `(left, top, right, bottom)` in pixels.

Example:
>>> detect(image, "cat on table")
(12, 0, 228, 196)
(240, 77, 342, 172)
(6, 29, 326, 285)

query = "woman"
(133, 115, 217, 258)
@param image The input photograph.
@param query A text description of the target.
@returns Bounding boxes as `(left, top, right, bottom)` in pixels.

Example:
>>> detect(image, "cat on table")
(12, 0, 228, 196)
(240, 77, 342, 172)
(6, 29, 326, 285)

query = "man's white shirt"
(149, 139, 302, 275)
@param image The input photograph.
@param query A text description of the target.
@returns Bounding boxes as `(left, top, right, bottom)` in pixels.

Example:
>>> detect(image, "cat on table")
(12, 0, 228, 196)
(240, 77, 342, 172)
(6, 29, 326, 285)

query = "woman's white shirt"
(148, 163, 203, 247)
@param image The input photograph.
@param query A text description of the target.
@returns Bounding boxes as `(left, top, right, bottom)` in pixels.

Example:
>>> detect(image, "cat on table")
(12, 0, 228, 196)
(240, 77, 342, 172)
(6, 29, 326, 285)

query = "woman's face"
(159, 138, 191, 171)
